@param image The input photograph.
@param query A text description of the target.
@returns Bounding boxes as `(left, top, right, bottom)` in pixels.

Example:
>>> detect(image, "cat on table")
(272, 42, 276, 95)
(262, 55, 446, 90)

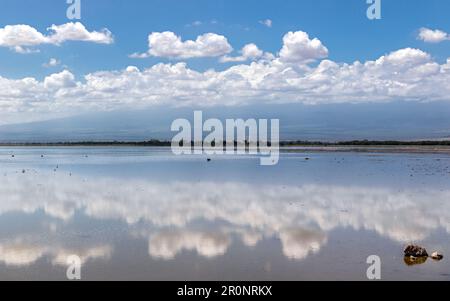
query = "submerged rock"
(404, 245, 428, 257)
(431, 252, 444, 261)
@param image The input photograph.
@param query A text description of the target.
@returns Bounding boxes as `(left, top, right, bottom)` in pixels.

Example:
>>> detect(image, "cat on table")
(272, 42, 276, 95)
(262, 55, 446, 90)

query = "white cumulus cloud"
(279, 31, 328, 63)
(130, 31, 233, 59)
(0, 22, 113, 53)
(220, 43, 268, 63)
(418, 27, 449, 43)
(43, 58, 61, 68)
(43, 70, 76, 89)
(47, 22, 113, 45)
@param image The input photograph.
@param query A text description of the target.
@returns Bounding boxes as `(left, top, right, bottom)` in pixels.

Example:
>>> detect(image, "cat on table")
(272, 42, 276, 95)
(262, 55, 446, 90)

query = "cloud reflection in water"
(0, 170, 448, 266)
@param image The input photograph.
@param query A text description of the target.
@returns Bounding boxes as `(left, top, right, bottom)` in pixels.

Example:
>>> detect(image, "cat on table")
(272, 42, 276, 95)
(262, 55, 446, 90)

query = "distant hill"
(1, 102, 450, 143)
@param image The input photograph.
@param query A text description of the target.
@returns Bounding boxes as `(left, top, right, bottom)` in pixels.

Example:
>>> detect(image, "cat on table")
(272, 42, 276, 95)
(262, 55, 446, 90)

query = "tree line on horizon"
(2, 139, 450, 146)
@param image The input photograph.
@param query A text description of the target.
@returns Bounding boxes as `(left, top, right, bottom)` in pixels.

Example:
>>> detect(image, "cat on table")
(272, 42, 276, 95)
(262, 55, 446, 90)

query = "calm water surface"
(0, 147, 450, 280)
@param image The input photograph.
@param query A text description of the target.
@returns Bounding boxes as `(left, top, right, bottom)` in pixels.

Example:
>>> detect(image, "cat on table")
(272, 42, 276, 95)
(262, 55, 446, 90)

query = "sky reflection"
(1, 148, 449, 280)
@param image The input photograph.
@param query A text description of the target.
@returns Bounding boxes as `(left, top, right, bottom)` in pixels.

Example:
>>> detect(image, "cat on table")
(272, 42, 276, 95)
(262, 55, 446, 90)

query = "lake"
(0, 147, 449, 280)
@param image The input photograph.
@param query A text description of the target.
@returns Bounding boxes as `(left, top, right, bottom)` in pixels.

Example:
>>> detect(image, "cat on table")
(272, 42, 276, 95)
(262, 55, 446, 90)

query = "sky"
(0, 0, 449, 139)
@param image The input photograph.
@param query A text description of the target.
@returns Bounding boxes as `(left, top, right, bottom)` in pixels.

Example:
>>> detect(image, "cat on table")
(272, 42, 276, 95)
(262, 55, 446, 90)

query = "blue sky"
(0, 0, 449, 140)
(0, 0, 449, 78)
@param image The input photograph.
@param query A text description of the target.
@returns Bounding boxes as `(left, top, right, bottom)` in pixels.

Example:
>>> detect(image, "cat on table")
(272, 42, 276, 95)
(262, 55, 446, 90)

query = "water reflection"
(404, 256, 428, 266)
(0, 241, 111, 267)
(1, 149, 450, 280)
(1, 170, 450, 266)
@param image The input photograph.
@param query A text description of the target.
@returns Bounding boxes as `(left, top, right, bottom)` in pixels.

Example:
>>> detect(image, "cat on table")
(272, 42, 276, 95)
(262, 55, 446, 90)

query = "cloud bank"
(1, 29, 450, 123)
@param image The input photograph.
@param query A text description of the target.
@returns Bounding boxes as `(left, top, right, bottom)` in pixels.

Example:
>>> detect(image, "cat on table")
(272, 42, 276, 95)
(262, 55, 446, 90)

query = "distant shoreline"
(2, 140, 450, 155)
(1, 140, 450, 147)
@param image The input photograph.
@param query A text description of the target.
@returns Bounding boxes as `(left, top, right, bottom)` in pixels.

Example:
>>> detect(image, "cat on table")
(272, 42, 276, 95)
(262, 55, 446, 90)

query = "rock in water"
(404, 256, 427, 266)
(404, 245, 428, 257)
(431, 252, 443, 261)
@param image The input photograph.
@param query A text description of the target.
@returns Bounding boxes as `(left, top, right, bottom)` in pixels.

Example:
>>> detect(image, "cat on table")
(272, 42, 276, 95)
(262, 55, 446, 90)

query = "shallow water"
(1, 147, 450, 280)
